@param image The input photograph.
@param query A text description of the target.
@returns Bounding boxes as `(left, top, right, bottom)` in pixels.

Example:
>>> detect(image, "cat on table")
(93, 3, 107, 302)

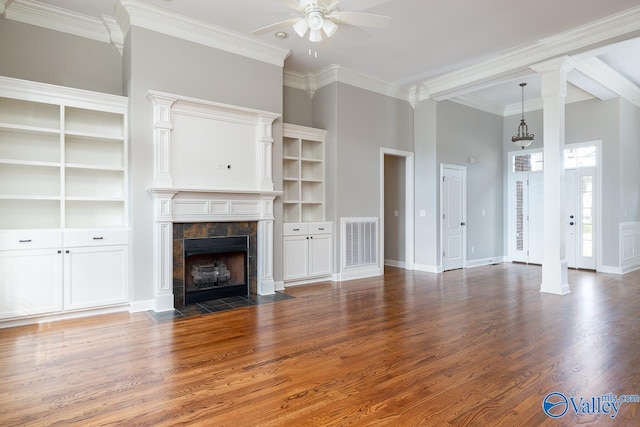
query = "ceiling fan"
(252, 0, 392, 42)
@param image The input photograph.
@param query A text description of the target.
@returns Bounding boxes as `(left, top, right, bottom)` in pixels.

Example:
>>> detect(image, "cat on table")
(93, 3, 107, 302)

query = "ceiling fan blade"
(273, 0, 304, 11)
(329, 11, 391, 28)
(251, 18, 300, 35)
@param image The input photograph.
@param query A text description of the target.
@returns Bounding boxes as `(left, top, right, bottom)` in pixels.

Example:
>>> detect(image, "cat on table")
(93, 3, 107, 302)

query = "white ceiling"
(16, 0, 640, 106)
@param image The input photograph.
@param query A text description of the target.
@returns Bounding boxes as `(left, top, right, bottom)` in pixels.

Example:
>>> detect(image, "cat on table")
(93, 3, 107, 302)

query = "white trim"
(380, 148, 415, 274)
(5, 0, 111, 43)
(572, 57, 640, 108)
(332, 267, 382, 282)
(620, 222, 640, 274)
(284, 276, 332, 287)
(0, 304, 130, 329)
(284, 66, 412, 102)
(129, 299, 155, 313)
(413, 263, 441, 274)
(440, 163, 467, 271)
(384, 259, 407, 268)
(599, 265, 623, 275)
(274, 280, 285, 292)
(466, 256, 507, 268)
(115, 0, 290, 67)
(421, 6, 640, 101)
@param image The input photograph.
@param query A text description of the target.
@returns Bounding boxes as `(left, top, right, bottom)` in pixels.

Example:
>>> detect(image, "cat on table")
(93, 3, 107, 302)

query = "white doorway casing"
(440, 164, 467, 271)
(379, 148, 415, 271)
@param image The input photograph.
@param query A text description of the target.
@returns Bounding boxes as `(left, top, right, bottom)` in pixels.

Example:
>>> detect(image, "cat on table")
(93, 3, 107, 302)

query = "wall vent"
(341, 217, 378, 269)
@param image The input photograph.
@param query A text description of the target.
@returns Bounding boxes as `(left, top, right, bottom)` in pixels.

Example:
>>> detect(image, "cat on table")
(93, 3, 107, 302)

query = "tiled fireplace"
(147, 90, 281, 312)
(173, 222, 258, 307)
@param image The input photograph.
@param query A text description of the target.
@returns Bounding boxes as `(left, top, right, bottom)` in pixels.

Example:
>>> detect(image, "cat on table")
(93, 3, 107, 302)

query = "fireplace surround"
(148, 90, 281, 312)
(173, 222, 257, 307)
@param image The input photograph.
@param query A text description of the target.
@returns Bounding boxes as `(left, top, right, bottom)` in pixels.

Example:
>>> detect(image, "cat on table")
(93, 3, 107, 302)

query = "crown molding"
(283, 69, 317, 98)
(450, 93, 506, 117)
(2, 0, 124, 54)
(422, 5, 640, 101)
(284, 65, 411, 102)
(4, 0, 109, 43)
(115, 0, 290, 68)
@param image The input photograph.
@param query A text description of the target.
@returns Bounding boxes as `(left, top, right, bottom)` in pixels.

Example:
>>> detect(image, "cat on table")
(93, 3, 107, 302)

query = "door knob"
(570, 222, 575, 226)
(569, 215, 574, 219)
(460, 222, 466, 226)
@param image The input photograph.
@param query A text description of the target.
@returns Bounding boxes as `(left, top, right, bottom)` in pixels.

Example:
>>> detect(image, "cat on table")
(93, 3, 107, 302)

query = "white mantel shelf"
(149, 187, 283, 196)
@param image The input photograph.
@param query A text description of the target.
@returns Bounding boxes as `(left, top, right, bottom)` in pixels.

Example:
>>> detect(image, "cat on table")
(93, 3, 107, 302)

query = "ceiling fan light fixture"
(511, 83, 535, 150)
(322, 18, 338, 37)
(307, 10, 324, 31)
(293, 19, 309, 37)
(309, 29, 323, 42)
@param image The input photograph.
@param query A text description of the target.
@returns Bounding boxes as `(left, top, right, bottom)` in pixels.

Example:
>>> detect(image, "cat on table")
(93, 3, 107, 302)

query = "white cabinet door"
(64, 245, 128, 310)
(0, 249, 63, 319)
(283, 235, 309, 281)
(309, 234, 332, 277)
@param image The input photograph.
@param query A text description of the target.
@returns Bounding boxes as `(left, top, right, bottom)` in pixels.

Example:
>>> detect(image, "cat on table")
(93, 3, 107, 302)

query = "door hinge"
(442, 176, 446, 182)
(443, 251, 446, 257)
(443, 213, 446, 220)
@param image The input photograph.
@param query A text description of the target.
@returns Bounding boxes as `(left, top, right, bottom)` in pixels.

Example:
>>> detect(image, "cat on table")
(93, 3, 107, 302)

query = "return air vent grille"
(341, 217, 378, 268)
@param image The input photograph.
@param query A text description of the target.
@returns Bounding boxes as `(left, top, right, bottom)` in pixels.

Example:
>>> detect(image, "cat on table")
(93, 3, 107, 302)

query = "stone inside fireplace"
(173, 222, 257, 308)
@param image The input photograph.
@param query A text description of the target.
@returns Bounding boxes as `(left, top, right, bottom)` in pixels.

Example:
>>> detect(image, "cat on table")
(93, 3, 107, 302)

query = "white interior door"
(509, 171, 543, 264)
(442, 166, 465, 271)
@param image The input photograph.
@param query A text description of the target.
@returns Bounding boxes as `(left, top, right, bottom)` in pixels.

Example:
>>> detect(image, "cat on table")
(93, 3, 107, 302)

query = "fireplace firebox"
(184, 236, 249, 303)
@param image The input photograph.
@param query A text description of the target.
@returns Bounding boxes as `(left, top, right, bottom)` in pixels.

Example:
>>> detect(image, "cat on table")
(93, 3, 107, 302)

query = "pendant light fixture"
(511, 83, 534, 149)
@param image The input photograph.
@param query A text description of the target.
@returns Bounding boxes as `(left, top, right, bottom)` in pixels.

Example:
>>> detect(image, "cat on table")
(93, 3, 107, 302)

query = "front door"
(442, 166, 465, 271)
(566, 167, 596, 269)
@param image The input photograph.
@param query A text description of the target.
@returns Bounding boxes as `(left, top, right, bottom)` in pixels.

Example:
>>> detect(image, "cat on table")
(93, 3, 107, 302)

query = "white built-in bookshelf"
(282, 123, 327, 223)
(0, 82, 127, 230)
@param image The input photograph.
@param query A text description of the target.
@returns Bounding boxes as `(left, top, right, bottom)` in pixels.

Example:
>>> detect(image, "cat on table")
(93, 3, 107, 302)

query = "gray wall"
(0, 19, 123, 95)
(384, 154, 406, 263)
(283, 86, 312, 127)
(413, 99, 439, 268)
(334, 83, 414, 273)
(619, 98, 640, 222)
(125, 27, 284, 301)
(437, 101, 504, 262)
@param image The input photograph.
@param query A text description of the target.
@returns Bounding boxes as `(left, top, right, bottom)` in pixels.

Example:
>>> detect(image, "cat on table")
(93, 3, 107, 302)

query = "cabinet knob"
(19, 239, 32, 243)
(58, 250, 62, 254)
(93, 237, 104, 240)
(66, 250, 70, 254)
(293, 228, 300, 231)
(310, 236, 313, 239)
(318, 228, 324, 231)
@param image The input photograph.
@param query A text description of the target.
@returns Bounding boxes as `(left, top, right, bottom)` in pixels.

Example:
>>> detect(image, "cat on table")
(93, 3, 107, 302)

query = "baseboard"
(332, 266, 383, 282)
(129, 299, 155, 313)
(413, 263, 441, 273)
(154, 294, 175, 313)
(384, 259, 406, 268)
(466, 256, 507, 268)
(274, 281, 285, 292)
(599, 265, 623, 274)
(622, 262, 640, 275)
(0, 304, 130, 329)
(284, 276, 333, 287)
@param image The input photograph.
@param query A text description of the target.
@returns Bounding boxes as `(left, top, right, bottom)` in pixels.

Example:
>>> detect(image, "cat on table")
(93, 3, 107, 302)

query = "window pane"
(582, 176, 593, 192)
(577, 146, 596, 158)
(582, 224, 593, 241)
(531, 153, 544, 171)
(516, 181, 524, 251)
(582, 240, 593, 258)
(577, 156, 596, 167)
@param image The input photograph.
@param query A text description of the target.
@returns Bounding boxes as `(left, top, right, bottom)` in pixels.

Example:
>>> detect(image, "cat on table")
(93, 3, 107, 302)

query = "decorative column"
(147, 92, 177, 188)
(531, 56, 575, 295)
(150, 189, 178, 311)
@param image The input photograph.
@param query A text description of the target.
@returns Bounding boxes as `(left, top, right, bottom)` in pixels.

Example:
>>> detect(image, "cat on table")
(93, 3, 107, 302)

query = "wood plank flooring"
(1, 264, 639, 426)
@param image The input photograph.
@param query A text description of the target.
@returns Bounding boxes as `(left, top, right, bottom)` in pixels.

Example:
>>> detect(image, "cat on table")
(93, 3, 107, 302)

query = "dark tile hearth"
(146, 292, 294, 323)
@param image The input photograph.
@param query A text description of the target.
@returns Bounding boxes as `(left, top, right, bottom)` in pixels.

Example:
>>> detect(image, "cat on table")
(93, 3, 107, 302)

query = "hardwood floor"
(1, 264, 639, 426)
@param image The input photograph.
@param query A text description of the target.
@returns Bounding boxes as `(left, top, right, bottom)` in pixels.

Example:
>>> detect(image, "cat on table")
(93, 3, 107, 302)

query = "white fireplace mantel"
(147, 91, 282, 312)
